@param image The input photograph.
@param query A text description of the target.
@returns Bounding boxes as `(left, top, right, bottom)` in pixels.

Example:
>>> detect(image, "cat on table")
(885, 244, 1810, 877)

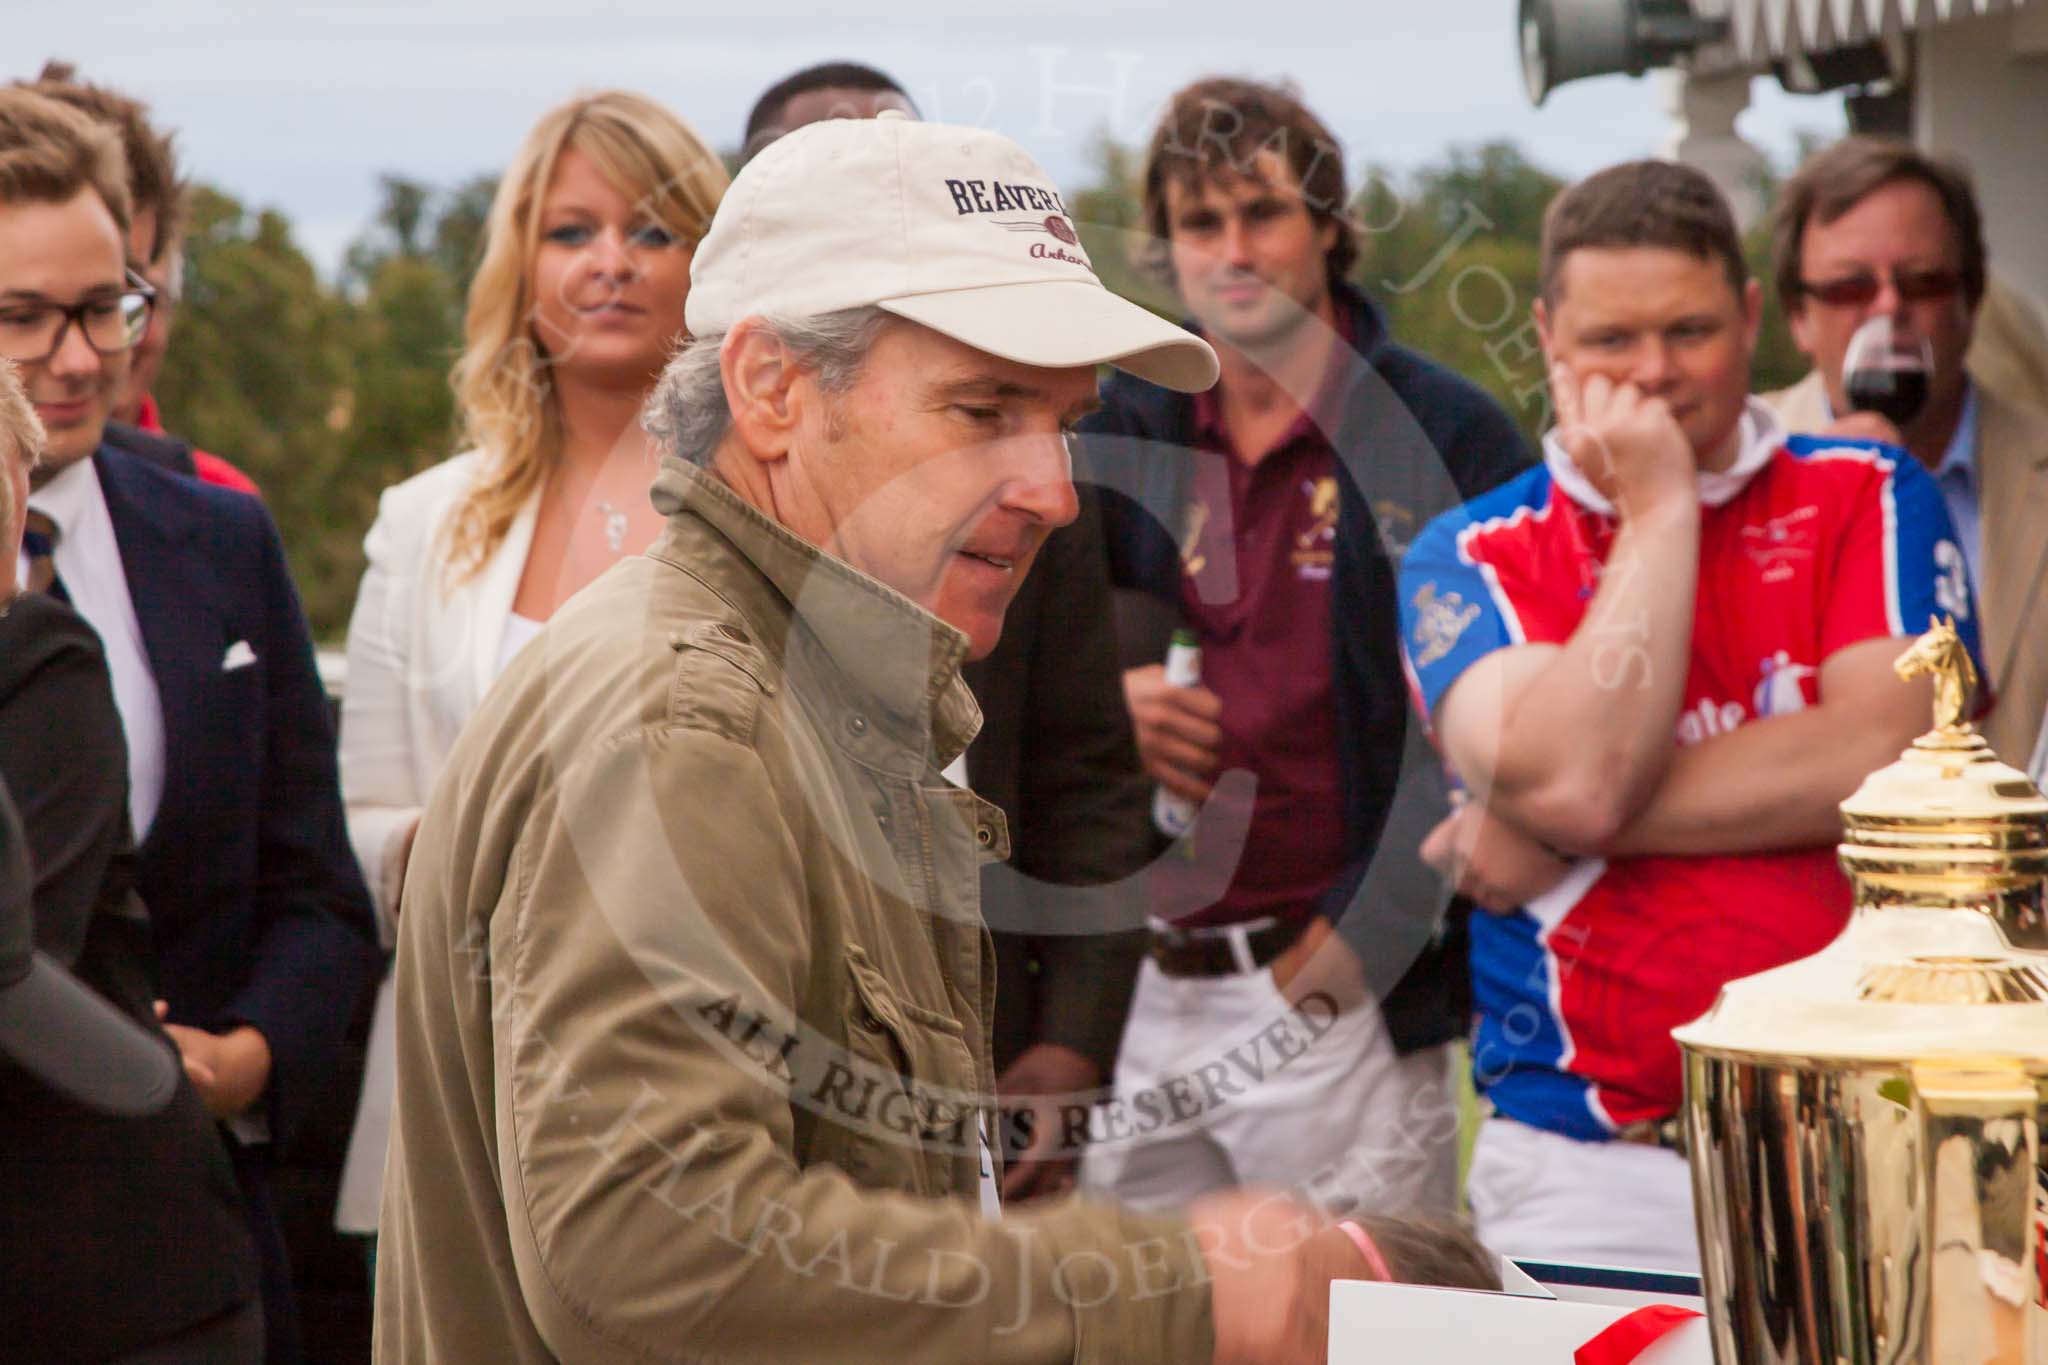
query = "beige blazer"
(1765, 371, 2048, 761)
(334, 449, 538, 1231)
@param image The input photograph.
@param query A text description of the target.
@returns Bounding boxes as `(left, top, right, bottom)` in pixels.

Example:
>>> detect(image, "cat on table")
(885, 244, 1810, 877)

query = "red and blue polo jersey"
(1397, 403, 1983, 1140)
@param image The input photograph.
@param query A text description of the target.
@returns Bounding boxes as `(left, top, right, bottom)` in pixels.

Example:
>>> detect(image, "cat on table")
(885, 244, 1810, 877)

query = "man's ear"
(1740, 277, 1765, 354)
(1533, 297, 1554, 360)
(721, 319, 802, 464)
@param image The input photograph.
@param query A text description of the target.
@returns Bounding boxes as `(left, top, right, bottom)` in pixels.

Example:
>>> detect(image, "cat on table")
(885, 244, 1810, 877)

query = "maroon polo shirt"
(1152, 319, 1352, 931)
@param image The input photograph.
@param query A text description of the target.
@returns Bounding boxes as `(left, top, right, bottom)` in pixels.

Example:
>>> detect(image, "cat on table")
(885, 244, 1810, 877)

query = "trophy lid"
(1675, 618, 2048, 1065)
(1837, 617, 2048, 887)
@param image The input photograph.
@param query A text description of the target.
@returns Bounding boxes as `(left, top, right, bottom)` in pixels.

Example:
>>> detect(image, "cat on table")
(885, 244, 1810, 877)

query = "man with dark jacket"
(1080, 78, 1528, 1215)
(0, 354, 261, 1362)
(23, 61, 261, 497)
(0, 86, 375, 1361)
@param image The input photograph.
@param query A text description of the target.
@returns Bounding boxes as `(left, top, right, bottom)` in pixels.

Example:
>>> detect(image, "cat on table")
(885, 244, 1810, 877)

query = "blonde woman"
(334, 91, 727, 1236)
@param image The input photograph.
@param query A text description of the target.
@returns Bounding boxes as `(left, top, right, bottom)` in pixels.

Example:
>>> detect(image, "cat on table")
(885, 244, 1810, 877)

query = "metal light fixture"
(1519, 0, 1732, 104)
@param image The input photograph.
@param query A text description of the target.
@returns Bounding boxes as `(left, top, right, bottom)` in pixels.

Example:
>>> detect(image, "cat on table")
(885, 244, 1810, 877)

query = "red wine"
(1845, 366, 1929, 427)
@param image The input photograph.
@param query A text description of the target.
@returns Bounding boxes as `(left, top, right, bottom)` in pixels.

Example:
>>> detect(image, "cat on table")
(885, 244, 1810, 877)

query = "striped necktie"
(21, 509, 68, 603)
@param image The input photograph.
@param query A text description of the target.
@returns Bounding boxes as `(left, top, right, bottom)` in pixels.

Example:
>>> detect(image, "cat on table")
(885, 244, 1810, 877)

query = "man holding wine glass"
(1766, 136, 2048, 762)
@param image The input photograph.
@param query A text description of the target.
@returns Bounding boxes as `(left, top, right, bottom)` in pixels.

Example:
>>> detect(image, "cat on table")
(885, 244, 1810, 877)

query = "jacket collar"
(92, 441, 198, 544)
(1543, 397, 1787, 515)
(648, 456, 980, 768)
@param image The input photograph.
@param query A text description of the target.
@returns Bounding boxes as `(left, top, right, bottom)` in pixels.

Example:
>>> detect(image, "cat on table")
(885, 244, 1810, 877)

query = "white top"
(338, 449, 540, 937)
(334, 450, 541, 1233)
(497, 611, 545, 676)
(21, 458, 167, 841)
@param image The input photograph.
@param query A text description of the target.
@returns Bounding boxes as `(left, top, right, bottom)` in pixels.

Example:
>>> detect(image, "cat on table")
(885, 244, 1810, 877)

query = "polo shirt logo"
(1739, 504, 1819, 584)
(1933, 540, 1971, 622)
(1410, 582, 1480, 668)
(1292, 476, 1338, 580)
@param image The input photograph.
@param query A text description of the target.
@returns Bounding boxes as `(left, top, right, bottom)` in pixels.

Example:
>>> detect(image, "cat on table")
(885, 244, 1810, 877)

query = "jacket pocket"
(835, 946, 981, 1199)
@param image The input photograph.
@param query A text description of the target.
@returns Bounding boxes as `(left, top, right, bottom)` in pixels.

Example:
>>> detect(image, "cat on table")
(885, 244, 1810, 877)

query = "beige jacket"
(375, 458, 1214, 1364)
(1765, 371, 2048, 761)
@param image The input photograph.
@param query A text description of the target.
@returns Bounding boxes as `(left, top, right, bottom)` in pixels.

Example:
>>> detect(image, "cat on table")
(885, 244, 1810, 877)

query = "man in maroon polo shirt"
(1080, 78, 1529, 1215)
(1149, 311, 1355, 935)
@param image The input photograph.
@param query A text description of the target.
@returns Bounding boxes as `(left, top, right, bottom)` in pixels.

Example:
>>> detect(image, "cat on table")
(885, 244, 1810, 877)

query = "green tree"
(1068, 129, 1179, 321)
(157, 175, 487, 640)
(431, 173, 498, 296)
(336, 176, 475, 539)
(342, 174, 434, 289)
(152, 184, 364, 634)
(1354, 142, 1564, 442)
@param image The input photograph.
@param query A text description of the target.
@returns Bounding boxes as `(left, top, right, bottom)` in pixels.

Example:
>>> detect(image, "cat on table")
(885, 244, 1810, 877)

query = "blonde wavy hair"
(441, 90, 728, 586)
(0, 358, 47, 533)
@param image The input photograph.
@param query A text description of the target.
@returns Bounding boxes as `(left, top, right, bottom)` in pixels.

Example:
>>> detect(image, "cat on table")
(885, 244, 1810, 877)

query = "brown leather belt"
(1147, 918, 1300, 978)
(1615, 1116, 1687, 1154)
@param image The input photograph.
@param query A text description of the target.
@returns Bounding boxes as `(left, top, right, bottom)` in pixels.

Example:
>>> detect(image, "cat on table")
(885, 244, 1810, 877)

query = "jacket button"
(667, 631, 687, 651)
(975, 826, 994, 848)
(847, 714, 868, 737)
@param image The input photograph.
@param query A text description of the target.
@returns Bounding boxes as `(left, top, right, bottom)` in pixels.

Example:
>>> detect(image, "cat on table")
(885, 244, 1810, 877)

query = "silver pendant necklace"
(595, 500, 629, 554)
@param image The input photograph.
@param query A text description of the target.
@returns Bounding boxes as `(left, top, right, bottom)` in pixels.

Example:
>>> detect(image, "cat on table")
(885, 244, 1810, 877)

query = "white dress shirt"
(21, 457, 167, 841)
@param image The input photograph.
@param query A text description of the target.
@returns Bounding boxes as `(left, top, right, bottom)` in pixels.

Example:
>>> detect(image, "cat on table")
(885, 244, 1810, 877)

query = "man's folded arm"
(1432, 503, 1701, 854)
(1597, 635, 1930, 856)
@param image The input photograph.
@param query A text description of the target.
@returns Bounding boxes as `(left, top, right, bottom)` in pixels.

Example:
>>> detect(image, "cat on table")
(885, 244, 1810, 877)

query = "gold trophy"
(1675, 618, 2048, 1364)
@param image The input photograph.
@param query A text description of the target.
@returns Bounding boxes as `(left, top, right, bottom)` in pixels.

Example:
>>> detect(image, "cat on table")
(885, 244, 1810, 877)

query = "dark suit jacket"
(93, 442, 379, 1148)
(962, 489, 1151, 1080)
(102, 419, 198, 480)
(0, 592, 260, 1361)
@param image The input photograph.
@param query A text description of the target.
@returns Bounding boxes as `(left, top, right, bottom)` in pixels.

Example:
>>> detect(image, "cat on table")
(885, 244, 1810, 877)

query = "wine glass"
(1841, 314, 1933, 428)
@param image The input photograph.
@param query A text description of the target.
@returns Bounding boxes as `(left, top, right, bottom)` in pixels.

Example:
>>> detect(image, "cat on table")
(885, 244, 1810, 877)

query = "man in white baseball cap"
(378, 113, 1398, 1364)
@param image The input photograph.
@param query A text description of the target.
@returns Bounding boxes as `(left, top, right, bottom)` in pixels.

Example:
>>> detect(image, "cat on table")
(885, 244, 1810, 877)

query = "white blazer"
(334, 449, 538, 1231)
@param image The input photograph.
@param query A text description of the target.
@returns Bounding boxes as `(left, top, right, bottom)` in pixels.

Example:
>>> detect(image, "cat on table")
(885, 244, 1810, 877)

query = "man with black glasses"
(0, 88, 375, 1363)
(1766, 136, 2048, 762)
(21, 60, 261, 495)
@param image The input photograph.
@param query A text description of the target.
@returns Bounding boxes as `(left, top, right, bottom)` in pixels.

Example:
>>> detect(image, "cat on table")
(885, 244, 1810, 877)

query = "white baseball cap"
(687, 112, 1218, 393)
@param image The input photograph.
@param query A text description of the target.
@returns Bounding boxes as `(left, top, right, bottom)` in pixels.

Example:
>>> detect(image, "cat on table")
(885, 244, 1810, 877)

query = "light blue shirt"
(1820, 381, 1982, 588)
(1930, 385, 1983, 593)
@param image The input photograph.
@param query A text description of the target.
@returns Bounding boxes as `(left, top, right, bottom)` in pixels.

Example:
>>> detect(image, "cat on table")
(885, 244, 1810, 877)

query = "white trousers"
(1082, 956, 1458, 1216)
(1466, 1115, 1701, 1273)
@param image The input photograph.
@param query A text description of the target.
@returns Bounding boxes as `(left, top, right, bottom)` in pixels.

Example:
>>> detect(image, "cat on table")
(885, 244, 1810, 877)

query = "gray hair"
(644, 306, 896, 467)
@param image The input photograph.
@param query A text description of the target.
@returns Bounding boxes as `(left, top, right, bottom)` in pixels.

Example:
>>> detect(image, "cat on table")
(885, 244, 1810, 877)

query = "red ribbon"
(1574, 1304, 1704, 1365)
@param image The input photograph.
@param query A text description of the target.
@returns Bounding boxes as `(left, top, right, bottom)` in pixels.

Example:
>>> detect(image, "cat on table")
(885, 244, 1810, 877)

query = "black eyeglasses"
(0, 270, 158, 364)
(1796, 267, 1965, 309)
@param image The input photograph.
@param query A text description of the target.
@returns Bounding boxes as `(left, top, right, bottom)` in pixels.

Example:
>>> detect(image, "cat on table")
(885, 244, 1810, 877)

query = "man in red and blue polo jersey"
(1399, 161, 1980, 1272)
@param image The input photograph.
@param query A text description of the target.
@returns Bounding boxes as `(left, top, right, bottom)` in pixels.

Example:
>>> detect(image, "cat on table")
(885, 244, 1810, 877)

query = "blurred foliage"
(1070, 133, 1816, 449)
(153, 140, 1821, 639)
(1355, 142, 1561, 439)
(153, 177, 492, 637)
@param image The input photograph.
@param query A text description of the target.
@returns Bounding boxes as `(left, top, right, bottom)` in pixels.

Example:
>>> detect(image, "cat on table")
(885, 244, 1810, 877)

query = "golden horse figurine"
(1893, 615, 1977, 733)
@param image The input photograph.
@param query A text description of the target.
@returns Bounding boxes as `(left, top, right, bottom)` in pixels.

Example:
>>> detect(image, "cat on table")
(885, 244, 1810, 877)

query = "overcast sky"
(12, 0, 1846, 275)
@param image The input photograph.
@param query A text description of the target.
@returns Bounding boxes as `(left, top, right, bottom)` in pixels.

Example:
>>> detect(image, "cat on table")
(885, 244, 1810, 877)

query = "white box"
(1329, 1260, 1711, 1364)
